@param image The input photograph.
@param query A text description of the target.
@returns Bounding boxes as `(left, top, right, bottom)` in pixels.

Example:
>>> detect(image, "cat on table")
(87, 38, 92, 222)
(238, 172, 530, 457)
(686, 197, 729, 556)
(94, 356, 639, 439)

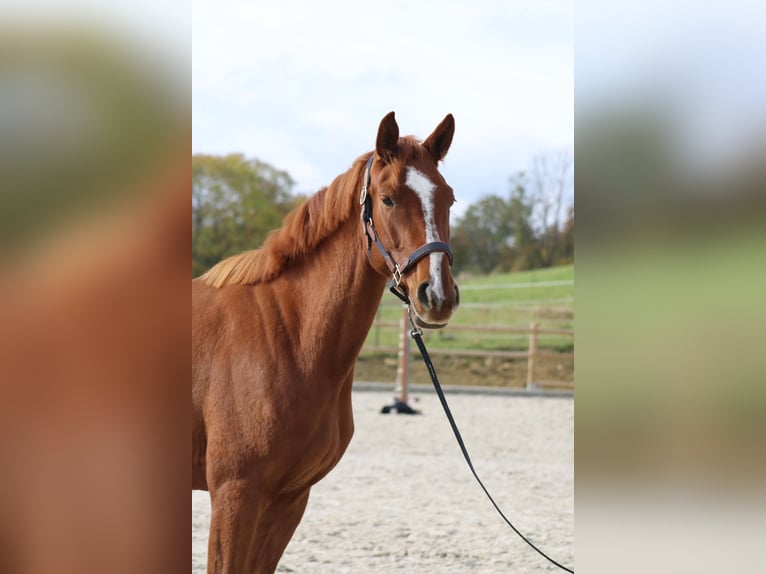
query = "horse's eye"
(381, 196, 394, 207)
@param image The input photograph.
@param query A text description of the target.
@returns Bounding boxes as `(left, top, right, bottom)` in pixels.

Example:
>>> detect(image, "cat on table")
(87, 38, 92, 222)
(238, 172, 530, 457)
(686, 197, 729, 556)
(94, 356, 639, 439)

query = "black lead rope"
(362, 153, 571, 571)
(406, 312, 575, 574)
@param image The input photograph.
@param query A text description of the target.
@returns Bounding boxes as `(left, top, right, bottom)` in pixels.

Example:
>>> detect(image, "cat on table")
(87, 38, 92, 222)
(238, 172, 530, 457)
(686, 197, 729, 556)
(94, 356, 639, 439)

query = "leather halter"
(359, 154, 453, 301)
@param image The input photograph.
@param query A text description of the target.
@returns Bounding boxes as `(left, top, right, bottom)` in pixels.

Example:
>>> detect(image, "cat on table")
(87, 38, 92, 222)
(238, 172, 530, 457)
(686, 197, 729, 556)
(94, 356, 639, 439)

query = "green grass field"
(362, 264, 574, 355)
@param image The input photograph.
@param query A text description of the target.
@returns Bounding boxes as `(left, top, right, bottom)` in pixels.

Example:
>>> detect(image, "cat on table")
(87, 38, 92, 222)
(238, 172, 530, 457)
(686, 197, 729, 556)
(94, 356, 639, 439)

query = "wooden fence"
(361, 306, 574, 393)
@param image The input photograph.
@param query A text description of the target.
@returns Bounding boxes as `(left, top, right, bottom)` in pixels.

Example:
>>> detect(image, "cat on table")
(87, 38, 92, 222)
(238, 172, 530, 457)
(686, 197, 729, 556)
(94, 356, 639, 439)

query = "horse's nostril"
(417, 282, 430, 308)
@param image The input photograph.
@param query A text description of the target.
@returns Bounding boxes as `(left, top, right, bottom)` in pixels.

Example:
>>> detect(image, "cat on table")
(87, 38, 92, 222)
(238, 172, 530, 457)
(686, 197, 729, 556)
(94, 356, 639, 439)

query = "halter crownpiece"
(359, 154, 453, 300)
(359, 154, 374, 227)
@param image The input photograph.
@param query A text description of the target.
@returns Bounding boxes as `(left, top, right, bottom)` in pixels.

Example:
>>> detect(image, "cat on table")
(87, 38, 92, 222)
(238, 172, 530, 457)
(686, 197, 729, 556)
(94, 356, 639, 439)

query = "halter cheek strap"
(359, 154, 453, 300)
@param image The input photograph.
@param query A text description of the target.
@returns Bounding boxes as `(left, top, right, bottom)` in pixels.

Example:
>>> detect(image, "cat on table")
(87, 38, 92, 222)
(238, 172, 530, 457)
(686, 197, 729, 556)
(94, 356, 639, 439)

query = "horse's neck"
(280, 217, 388, 371)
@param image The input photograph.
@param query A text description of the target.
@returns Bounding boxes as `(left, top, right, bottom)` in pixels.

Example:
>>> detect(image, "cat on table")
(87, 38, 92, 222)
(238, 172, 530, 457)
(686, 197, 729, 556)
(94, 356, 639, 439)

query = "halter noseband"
(359, 154, 453, 302)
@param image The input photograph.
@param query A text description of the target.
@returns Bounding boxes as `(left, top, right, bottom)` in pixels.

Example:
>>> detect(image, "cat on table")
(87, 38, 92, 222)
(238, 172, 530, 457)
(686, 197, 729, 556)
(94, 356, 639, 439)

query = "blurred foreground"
(0, 9, 188, 574)
(576, 1, 766, 572)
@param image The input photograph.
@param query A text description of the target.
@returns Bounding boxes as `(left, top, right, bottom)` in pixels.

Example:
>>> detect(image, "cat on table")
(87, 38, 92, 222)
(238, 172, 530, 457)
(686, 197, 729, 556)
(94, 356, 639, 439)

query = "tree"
(507, 173, 535, 249)
(527, 151, 573, 266)
(558, 205, 574, 264)
(505, 174, 543, 271)
(192, 154, 297, 276)
(451, 152, 573, 274)
(451, 195, 514, 274)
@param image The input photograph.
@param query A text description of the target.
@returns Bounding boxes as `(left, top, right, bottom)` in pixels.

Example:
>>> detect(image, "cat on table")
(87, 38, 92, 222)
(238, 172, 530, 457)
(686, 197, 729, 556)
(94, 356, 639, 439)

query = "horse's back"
(192, 279, 278, 395)
(192, 279, 221, 394)
(192, 279, 256, 488)
(192, 279, 285, 490)
(192, 279, 219, 489)
(191, 276, 356, 494)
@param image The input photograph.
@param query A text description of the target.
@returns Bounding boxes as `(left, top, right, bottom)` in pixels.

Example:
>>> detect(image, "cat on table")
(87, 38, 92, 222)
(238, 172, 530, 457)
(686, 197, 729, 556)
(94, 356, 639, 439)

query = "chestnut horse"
(192, 112, 459, 573)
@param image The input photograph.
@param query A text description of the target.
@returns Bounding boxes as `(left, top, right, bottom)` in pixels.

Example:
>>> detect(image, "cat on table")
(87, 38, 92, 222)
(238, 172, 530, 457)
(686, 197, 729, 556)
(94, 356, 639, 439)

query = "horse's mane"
(200, 137, 430, 288)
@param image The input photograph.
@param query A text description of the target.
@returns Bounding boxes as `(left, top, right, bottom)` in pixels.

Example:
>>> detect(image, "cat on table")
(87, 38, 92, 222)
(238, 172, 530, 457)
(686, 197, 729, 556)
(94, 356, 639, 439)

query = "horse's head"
(361, 112, 460, 329)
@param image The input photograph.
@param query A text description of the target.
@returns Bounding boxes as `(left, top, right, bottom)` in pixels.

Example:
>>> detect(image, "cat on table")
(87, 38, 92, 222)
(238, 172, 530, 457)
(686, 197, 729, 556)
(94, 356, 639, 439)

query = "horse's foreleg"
(206, 478, 265, 574)
(249, 488, 311, 574)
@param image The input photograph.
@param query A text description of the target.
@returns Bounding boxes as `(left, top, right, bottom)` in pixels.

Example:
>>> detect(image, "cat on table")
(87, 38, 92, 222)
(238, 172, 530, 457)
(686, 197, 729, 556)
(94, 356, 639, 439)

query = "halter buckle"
(392, 265, 403, 286)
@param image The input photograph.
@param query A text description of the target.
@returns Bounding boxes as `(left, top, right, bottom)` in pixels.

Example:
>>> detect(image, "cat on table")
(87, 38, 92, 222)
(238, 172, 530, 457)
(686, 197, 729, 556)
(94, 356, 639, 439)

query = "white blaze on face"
(405, 166, 444, 302)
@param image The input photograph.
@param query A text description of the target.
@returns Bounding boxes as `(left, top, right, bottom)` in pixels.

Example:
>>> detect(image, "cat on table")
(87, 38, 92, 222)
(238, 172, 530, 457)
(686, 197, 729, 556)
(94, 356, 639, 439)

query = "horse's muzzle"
(410, 282, 459, 329)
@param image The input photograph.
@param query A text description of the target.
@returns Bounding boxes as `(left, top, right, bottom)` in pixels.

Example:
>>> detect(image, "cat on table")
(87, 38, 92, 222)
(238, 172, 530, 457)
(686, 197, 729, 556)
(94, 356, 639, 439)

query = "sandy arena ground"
(192, 387, 574, 573)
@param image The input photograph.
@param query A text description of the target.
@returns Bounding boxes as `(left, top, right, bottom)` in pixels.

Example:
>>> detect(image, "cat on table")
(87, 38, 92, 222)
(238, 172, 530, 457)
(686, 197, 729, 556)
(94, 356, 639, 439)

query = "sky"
(576, 0, 766, 180)
(192, 0, 574, 216)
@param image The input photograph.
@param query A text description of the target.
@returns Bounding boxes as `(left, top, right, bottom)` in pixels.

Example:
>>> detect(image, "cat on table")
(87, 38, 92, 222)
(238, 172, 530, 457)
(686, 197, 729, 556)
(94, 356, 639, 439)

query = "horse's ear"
(423, 113, 455, 163)
(376, 111, 399, 162)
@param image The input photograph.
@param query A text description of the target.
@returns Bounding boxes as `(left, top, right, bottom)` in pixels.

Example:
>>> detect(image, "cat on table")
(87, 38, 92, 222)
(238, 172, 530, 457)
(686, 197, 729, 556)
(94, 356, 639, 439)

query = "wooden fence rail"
(361, 307, 574, 394)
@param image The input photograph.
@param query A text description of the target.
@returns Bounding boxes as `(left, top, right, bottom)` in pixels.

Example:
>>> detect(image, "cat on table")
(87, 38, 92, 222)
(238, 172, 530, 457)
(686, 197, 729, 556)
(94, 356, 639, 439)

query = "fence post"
(381, 304, 419, 414)
(526, 322, 539, 390)
(395, 304, 410, 404)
